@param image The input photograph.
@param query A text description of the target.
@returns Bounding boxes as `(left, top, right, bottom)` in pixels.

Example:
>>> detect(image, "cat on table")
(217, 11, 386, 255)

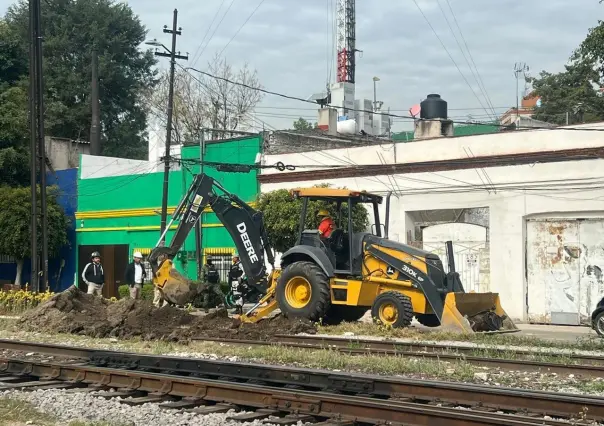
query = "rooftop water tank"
(420, 94, 447, 120)
(337, 119, 357, 135)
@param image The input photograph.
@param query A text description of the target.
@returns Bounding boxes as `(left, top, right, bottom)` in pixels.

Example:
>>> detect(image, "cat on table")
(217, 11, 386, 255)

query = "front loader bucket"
(440, 292, 518, 334)
(155, 260, 205, 306)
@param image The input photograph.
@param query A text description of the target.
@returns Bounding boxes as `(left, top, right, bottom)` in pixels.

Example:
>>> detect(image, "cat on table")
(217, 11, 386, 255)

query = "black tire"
(594, 311, 604, 337)
(371, 291, 413, 328)
(415, 313, 441, 327)
(322, 305, 368, 325)
(276, 261, 331, 322)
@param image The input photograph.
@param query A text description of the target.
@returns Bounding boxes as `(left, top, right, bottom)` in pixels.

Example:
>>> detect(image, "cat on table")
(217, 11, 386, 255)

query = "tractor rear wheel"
(276, 261, 331, 322)
(371, 291, 413, 328)
(322, 305, 368, 325)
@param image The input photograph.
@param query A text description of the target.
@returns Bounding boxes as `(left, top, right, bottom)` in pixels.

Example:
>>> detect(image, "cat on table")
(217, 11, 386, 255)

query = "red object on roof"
(409, 104, 421, 117)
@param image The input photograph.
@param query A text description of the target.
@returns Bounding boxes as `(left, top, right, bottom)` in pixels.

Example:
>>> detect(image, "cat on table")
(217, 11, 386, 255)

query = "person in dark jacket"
(124, 251, 146, 299)
(201, 258, 225, 313)
(82, 251, 104, 296)
(228, 255, 244, 315)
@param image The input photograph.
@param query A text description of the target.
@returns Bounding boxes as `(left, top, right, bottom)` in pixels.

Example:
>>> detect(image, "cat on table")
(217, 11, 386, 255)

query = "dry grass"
(0, 398, 116, 426)
(318, 321, 604, 352)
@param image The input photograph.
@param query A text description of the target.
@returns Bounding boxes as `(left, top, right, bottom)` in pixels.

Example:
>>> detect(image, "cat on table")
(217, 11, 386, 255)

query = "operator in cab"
(317, 209, 335, 239)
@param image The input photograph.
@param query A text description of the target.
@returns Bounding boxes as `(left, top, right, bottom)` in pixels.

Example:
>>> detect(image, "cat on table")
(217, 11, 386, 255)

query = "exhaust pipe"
(384, 191, 392, 239)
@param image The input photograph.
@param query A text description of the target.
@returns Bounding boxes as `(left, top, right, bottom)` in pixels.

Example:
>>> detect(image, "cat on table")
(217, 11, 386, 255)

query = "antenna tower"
(336, 0, 356, 83)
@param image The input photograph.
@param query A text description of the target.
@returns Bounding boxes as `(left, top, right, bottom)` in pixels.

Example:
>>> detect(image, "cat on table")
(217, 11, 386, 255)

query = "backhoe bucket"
(155, 259, 205, 306)
(440, 292, 518, 334)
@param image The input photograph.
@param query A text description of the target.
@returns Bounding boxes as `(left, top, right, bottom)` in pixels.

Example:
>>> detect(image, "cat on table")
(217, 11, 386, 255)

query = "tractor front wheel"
(276, 261, 331, 322)
(371, 291, 413, 328)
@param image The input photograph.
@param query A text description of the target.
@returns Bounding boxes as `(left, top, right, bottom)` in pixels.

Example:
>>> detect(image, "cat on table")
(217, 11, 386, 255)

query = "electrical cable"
(184, 65, 604, 132)
(215, 0, 266, 59)
(189, 0, 228, 66)
(193, 0, 237, 65)
(410, 0, 493, 120)
(436, 0, 497, 117)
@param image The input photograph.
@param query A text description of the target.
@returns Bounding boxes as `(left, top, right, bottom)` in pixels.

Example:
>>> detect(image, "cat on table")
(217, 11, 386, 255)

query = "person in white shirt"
(124, 252, 146, 299)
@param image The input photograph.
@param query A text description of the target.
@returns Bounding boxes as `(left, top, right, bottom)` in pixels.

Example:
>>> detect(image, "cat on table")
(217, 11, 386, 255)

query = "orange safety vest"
(318, 217, 335, 238)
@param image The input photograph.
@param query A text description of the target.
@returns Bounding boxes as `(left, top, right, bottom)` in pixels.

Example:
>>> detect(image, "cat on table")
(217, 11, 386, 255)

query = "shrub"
(118, 284, 155, 300)
(0, 288, 54, 314)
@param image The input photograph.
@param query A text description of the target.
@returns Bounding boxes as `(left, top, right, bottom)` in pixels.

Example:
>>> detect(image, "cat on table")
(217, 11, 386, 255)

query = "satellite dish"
(409, 104, 421, 118)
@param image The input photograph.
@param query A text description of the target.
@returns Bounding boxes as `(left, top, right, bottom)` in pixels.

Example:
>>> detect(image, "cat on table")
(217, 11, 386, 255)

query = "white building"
(260, 122, 604, 325)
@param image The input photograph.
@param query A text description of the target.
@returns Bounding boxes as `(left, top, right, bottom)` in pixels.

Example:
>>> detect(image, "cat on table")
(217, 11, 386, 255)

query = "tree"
(3, 0, 157, 160)
(292, 117, 318, 131)
(0, 186, 69, 286)
(147, 55, 263, 143)
(529, 62, 604, 125)
(257, 185, 370, 254)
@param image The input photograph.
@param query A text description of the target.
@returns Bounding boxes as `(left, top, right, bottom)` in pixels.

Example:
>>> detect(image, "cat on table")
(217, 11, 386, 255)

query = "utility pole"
(195, 131, 205, 280)
(34, 0, 48, 292)
(90, 50, 101, 156)
(514, 62, 529, 121)
(146, 10, 188, 245)
(28, 0, 38, 291)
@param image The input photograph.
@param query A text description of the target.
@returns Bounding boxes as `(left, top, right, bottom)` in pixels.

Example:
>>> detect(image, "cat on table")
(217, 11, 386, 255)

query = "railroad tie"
(227, 409, 279, 422)
(91, 389, 145, 399)
(187, 403, 236, 415)
(159, 398, 206, 409)
(121, 395, 177, 406)
(266, 414, 316, 425)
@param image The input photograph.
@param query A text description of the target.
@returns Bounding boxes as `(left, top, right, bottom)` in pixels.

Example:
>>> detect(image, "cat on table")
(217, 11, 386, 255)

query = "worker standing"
(317, 209, 335, 239)
(228, 255, 244, 315)
(201, 258, 225, 313)
(124, 252, 146, 299)
(82, 251, 104, 297)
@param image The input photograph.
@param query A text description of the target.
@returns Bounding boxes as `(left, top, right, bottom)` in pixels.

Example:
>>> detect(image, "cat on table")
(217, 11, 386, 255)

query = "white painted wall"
(80, 155, 156, 179)
(260, 125, 604, 322)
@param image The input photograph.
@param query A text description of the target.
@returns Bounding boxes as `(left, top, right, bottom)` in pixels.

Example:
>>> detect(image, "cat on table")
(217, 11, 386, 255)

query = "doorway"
(77, 244, 129, 299)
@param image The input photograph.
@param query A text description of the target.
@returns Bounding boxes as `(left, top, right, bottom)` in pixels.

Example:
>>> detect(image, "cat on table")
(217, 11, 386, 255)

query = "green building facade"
(75, 135, 261, 296)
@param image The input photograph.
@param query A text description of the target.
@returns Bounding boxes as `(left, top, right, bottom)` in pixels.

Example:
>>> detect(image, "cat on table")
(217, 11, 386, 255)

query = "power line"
(184, 66, 604, 132)
(436, 0, 497, 118)
(216, 0, 265, 59)
(410, 0, 493, 120)
(193, 0, 237, 65)
(190, 0, 227, 66)
(443, 0, 497, 117)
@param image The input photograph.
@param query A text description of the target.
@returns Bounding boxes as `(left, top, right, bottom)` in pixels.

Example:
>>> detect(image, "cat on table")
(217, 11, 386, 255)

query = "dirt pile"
(21, 286, 193, 339)
(180, 308, 316, 341)
(20, 286, 317, 341)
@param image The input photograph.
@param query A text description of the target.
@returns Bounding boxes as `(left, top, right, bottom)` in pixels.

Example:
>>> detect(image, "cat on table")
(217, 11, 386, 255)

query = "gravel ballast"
(0, 388, 310, 426)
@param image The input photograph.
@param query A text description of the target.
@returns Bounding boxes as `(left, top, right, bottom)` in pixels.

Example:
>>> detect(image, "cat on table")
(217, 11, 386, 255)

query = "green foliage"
(1, 0, 157, 162)
(530, 63, 604, 125)
(530, 15, 604, 125)
(118, 283, 154, 300)
(292, 117, 318, 131)
(0, 185, 69, 260)
(257, 184, 370, 253)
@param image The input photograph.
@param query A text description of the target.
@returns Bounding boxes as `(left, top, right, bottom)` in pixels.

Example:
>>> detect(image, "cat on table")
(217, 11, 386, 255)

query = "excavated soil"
(20, 286, 316, 341)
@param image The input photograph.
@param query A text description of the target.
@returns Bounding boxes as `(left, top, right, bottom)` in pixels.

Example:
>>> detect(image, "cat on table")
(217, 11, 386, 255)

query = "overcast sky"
(1, 0, 602, 132)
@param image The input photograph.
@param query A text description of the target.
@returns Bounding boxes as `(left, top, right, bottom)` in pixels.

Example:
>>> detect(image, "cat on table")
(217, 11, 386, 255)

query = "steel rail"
(0, 358, 584, 426)
(189, 335, 604, 378)
(274, 334, 604, 365)
(0, 338, 602, 421)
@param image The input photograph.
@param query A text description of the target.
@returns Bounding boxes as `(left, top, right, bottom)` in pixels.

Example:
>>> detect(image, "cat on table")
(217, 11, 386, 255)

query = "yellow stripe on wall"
(76, 223, 223, 233)
(75, 202, 257, 219)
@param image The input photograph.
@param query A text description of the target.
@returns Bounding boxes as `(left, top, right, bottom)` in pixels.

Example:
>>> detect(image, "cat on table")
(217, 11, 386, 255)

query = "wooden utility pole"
(90, 50, 101, 156)
(147, 10, 188, 245)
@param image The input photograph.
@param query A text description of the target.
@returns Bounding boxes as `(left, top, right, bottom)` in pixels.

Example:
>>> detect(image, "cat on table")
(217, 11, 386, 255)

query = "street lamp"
(148, 10, 188, 246)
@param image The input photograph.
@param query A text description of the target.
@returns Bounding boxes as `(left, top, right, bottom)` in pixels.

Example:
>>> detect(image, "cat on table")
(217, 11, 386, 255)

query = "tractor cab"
(290, 188, 388, 275)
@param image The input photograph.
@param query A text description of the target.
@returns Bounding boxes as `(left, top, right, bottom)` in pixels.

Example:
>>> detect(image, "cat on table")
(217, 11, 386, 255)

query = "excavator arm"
(148, 173, 275, 306)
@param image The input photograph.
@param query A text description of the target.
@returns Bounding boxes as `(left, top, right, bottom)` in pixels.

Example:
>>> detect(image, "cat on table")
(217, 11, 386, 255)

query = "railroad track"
(0, 358, 600, 426)
(0, 339, 603, 425)
(189, 334, 604, 378)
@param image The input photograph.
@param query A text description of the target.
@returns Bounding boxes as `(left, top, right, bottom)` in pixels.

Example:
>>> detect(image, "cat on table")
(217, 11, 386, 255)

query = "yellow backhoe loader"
(148, 174, 517, 333)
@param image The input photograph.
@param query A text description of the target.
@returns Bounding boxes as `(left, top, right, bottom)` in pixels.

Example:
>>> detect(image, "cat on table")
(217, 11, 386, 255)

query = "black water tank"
(420, 94, 447, 119)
